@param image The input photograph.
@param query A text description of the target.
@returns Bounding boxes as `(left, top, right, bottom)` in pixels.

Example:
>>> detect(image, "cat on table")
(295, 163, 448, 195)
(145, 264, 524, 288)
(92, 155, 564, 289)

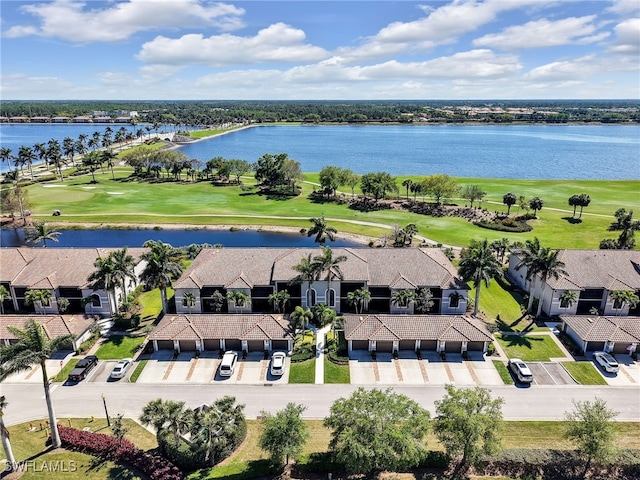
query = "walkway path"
(315, 325, 331, 384)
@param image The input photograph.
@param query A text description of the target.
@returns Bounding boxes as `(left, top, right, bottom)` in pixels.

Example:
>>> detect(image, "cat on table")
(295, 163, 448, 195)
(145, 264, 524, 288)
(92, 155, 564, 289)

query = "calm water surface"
(0, 228, 360, 248)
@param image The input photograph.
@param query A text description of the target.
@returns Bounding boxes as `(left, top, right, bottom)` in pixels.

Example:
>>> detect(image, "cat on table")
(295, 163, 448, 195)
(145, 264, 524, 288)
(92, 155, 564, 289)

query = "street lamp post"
(101, 393, 111, 427)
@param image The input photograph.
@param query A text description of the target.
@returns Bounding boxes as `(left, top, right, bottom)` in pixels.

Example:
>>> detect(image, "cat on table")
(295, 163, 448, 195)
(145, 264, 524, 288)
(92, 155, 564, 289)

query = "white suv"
(219, 351, 238, 377)
(508, 358, 534, 383)
(593, 351, 619, 373)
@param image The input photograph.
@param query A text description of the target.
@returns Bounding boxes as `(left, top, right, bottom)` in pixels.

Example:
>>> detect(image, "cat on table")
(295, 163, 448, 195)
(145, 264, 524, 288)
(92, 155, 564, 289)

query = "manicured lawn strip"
(492, 360, 514, 385)
(189, 125, 247, 139)
(288, 358, 315, 383)
(324, 357, 350, 384)
(469, 278, 524, 323)
(138, 287, 169, 323)
(129, 359, 148, 383)
(21, 167, 639, 249)
(562, 361, 607, 385)
(94, 334, 145, 360)
(496, 334, 565, 361)
(52, 358, 79, 382)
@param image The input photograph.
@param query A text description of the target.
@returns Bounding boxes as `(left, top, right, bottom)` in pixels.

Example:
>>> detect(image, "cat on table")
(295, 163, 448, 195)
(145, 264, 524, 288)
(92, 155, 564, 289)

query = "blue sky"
(1, 0, 639, 100)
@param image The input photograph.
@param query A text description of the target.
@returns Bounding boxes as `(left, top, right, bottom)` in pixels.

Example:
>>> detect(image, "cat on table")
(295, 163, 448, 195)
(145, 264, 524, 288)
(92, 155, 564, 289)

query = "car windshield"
(603, 354, 617, 363)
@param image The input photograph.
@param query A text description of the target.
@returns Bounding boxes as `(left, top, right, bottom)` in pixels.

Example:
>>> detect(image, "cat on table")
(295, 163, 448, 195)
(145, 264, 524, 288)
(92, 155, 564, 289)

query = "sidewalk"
(314, 325, 331, 384)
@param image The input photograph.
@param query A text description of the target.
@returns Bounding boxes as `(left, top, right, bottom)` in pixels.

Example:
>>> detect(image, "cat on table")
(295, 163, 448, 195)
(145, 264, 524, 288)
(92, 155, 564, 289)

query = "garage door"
(155, 340, 174, 351)
(225, 339, 242, 351)
(399, 340, 416, 351)
(272, 340, 289, 351)
(467, 341, 485, 351)
(419, 340, 437, 351)
(586, 341, 605, 352)
(445, 341, 462, 353)
(613, 343, 632, 354)
(376, 341, 394, 352)
(247, 340, 264, 351)
(179, 340, 197, 352)
(204, 339, 220, 351)
(351, 340, 368, 350)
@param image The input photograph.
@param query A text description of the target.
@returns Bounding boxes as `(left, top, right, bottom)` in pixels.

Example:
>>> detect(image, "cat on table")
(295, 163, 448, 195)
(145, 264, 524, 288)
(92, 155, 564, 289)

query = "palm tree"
(182, 291, 197, 313)
(516, 238, 568, 316)
(346, 287, 371, 314)
(311, 246, 347, 308)
(577, 194, 591, 218)
(458, 239, 503, 316)
(140, 399, 191, 449)
(0, 147, 13, 173)
(33, 142, 48, 171)
(609, 290, 640, 315)
(490, 238, 511, 263)
(307, 215, 337, 244)
(25, 221, 61, 248)
(0, 285, 11, 314)
(290, 306, 313, 335)
(110, 247, 137, 300)
(226, 291, 250, 313)
(101, 149, 118, 180)
(140, 240, 184, 313)
(46, 139, 63, 180)
(82, 151, 102, 183)
(268, 290, 290, 314)
(503, 192, 517, 215)
(0, 395, 16, 470)
(289, 253, 320, 285)
(63, 136, 76, 166)
(0, 319, 75, 448)
(24, 289, 53, 314)
(312, 303, 336, 327)
(402, 179, 413, 200)
(88, 254, 118, 314)
(18, 146, 37, 180)
(529, 197, 544, 217)
(391, 289, 416, 308)
(608, 209, 640, 250)
(559, 290, 578, 310)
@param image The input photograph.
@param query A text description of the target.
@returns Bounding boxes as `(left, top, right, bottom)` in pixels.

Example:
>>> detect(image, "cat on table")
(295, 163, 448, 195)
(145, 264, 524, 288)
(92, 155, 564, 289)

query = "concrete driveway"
(4, 350, 75, 383)
(527, 362, 577, 386)
(593, 355, 640, 386)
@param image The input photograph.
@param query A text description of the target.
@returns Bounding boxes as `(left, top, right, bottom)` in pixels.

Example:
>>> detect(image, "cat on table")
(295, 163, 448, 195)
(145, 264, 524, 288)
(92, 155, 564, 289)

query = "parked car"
(508, 358, 534, 383)
(68, 355, 99, 382)
(270, 351, 287, 376)
(593, 351, 619, 373)
(219, 351, 238, 377)
(110, 358, 133, 379)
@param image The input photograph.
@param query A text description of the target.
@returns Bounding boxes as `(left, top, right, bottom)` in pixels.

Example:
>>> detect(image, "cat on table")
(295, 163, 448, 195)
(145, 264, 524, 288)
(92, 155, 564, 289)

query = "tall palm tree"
(268, 290, 290, 314)
(0, 395, 16, 471)
(346, 287, 371, 314)
(458, 239, 503, 316)
(0, 147, 13, 173)
(24, 289, 53, 314)
(289, 253, 320, 285)
(307, 215, 337, 244)
(402, 179, 413, 199)
(516, 239, 568, 316)
(312, 303, 336, 326)
(0, 285, 11, 315)
(46, 139, 63, 180)
(609, 290, 639, 315)
(101, 149, 117, 180)
(391, 289, 416, 308)
(290, 306, 313, 335)
(88, 254, 118, 314)
(490, 238, 511, 264)
(140, 240, 184, 313)
(82, 151, 102, 182)
(109, 247, 137, 301)
(25, 221, 61, 248)
(63, 136, 76, 166)
(0, 319, 75, 448)
(311, 246, 347, 308)
(18, 145, 37, 180)
(33, 142, 47, 171)
(226, 291, 250, 313)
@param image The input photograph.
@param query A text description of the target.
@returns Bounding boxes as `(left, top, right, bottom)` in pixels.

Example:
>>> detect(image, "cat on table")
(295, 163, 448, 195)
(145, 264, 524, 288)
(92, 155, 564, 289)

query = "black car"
(67, 355, 99, 382)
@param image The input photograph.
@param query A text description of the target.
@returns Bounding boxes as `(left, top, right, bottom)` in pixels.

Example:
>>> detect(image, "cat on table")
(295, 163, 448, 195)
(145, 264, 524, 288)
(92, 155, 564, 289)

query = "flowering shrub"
(58, 426, 183, 480)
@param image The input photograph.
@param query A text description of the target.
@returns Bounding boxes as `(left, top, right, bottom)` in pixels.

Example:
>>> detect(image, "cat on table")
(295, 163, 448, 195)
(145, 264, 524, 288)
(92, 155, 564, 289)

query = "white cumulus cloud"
(607, 18, 640, 55)
(137, 23, 329, 66)
(3, 0, 245, 42)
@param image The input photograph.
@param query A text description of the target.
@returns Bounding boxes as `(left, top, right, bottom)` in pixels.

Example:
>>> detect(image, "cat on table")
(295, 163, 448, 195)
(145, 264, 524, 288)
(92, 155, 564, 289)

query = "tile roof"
(0, 315, 95, 340)
(149, 314, 295, 342)
(561, 315, 640, 343)
(0, 247, 147, 289)
(175, 247, 466, 290)
(543, 250, 640, 290)
(343, 314, 492, 342)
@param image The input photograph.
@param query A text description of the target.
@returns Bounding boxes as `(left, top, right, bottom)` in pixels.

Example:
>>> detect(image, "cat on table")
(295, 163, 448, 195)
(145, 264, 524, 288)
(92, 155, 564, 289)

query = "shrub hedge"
(58, 425, 183, 480)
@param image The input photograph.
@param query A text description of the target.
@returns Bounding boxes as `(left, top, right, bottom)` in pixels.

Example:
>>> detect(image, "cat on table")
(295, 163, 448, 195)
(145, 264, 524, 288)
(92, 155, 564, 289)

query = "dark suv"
(67, 355, 99, 382)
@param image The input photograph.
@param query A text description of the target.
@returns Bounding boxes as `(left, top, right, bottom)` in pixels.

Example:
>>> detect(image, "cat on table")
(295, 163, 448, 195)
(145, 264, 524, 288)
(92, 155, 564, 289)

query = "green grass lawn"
(20, 163, 639, 249)
(94, 334, 145, 360)
(129, 359, 148, 383)
(492, 359, 514, 385)
(52, 358, 80, 382)
(470, 278, 524, 323)
(324, 357, 350, 384)
(496, 334, 566, 361)
(288, 358, 316, 383)
(562, 361, 608, 385)
(1, 418, 157, 480)
(138, 287, 171, 325)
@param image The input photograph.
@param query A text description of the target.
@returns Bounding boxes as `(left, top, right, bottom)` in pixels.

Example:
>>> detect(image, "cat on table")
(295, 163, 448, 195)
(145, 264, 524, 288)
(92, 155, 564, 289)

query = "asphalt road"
(3, 383, 639, 426)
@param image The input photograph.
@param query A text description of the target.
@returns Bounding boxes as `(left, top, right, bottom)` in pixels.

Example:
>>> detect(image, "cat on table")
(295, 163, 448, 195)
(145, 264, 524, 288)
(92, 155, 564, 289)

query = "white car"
(270, 351, 287, 376)
(110, 358, 133, 379)
(508, 358, 534, 383)
(593, 351, 619, 373)
(220, 351, 238, 377)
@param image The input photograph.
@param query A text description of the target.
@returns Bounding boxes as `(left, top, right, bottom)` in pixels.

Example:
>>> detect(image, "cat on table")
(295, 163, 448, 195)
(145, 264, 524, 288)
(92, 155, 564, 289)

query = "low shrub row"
(58, 425, 183, 480)
(475, 218, 533, 233)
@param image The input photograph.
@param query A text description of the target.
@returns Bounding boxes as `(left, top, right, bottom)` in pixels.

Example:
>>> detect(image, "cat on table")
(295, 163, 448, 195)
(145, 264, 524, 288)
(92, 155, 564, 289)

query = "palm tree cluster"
(87, 247, 137, 315)
(600, 208, 640, 250)
(568, 193, 591, 219)
(140, 241, 184, 313)
(25, 221, 61, 248)
(139, 396, 246, 469)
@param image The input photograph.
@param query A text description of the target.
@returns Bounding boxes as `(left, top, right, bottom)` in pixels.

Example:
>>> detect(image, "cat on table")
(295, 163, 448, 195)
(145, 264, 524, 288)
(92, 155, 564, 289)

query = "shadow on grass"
(499, 333, 545, 349)
(562, 216, 583, 224)
(189, 459, 274, 480)
(107, 335, 125, 347)
(496, 313, 533, 333)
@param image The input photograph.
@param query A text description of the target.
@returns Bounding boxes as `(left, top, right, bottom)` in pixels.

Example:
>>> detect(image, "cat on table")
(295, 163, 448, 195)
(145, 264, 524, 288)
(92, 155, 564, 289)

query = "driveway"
(593, 355, 640, 386)
(4, 350, 75, 383)
(527, 362, 577, 386)
(349, 350, 503, 386)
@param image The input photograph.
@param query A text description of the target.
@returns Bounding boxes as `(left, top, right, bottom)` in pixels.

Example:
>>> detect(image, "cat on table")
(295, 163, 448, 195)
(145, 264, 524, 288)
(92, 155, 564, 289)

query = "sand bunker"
(107, 192, 124, 195)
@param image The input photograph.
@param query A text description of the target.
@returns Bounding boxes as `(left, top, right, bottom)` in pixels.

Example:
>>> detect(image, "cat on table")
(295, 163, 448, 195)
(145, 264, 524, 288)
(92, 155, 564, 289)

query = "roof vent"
(587, 317, 593, 323)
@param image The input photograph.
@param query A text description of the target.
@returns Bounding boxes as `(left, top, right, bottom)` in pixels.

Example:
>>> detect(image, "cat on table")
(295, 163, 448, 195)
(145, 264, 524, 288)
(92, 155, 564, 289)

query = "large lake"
(1, 123, 639, 179)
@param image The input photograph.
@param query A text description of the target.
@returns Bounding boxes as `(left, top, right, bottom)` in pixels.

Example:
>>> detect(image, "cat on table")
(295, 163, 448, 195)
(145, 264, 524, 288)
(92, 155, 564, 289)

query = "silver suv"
(508, 358, 534, 383)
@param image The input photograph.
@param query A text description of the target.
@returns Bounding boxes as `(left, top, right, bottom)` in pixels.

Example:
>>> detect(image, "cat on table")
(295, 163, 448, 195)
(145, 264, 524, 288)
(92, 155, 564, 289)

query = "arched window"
(307, 288, 316, 307)
(326, 289, 336, 307)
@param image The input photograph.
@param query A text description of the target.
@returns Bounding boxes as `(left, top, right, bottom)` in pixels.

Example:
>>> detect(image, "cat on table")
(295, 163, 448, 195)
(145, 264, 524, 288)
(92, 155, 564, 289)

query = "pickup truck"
(67, 355, 99, 382)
